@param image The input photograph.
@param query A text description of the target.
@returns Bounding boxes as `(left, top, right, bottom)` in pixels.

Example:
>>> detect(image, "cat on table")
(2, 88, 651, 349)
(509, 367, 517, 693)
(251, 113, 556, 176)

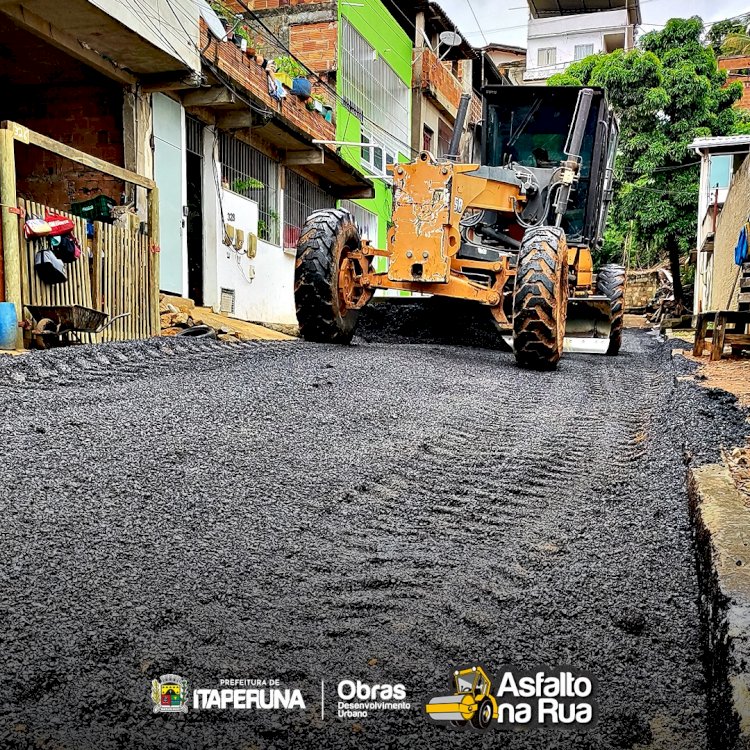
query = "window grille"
(341, 200, 378, 245)
(340, 18, 410, 163)
(219, 133, 280, 245)
(574, 44, 594, 61)
(186, 116, 203, 157)
(284, 170, 336, 250)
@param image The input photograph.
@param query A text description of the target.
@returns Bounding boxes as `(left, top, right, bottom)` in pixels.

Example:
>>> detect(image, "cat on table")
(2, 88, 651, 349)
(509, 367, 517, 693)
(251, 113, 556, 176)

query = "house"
(250, 0, 412, 290)
(690, 135, 750, 315)
(380, 1, 480, 163)
(0, 0, 206, 344)
(523, 0, 640, 83)
(152, 0, 373, 325)
(719, 56, 750, 111)
(481, 43, 527, 86)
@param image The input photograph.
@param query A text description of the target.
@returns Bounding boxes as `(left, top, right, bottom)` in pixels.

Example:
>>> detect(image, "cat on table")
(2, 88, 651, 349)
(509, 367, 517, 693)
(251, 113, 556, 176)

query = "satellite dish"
(439, 31, 462, 48)
(199, 0, 229, 41)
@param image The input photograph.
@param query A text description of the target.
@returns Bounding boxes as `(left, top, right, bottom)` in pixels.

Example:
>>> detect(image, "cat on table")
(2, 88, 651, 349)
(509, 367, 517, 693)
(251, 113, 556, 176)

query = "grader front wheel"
(294, 209, 371, 344)
(512, 226, 569, 370)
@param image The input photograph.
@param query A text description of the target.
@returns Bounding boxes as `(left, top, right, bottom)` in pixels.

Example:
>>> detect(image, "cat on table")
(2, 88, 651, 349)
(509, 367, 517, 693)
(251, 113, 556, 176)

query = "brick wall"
(4, 80, 124, 212)
(719, 56, 750, 110)
(289, 21, 337, 72)
(711, 154, 750, 310)
(202, 22, 335, 145)
(415, 47, 462, 117)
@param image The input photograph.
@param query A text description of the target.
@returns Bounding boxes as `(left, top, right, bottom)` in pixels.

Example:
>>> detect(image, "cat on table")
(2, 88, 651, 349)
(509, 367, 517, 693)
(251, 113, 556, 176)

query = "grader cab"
(294, 86, 625, 370)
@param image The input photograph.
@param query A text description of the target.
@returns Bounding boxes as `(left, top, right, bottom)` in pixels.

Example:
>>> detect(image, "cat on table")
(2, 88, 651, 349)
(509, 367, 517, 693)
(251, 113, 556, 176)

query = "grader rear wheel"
(294, 209, 371, 344)
(596, 263, 626, 355)
(512, 226, 569, 370)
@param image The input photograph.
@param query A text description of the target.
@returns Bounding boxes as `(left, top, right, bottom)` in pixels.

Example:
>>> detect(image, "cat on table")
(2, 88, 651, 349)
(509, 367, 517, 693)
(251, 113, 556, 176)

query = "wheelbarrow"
(24, 305, 130, 348)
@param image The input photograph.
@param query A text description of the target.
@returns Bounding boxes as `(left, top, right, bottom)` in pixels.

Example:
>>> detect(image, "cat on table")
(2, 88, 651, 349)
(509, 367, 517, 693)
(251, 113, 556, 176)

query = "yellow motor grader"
(294, 86, 625, 369)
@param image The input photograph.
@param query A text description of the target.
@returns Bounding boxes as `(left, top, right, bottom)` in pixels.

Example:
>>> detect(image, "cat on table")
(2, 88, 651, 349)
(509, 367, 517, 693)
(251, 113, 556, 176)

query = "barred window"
(219, 133, 280, 245)
(340, 18, 410, 163)
(341, 200, 378, 244)
(284, 170, 336, 250)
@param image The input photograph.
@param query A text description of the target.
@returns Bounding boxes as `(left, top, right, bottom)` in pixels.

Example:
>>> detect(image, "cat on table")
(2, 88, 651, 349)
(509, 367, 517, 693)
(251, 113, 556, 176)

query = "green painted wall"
(336, 0, 412, 254)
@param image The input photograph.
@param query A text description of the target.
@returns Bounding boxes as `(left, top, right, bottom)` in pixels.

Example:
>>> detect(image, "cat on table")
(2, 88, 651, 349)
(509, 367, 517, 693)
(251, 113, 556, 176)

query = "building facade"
(690, 135, 750, 316)
(523, 0, 640, 83)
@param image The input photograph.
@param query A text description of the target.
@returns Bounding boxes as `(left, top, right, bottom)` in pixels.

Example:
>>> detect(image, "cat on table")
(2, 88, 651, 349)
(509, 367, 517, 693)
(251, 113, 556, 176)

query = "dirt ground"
(676, 347, 750, 502)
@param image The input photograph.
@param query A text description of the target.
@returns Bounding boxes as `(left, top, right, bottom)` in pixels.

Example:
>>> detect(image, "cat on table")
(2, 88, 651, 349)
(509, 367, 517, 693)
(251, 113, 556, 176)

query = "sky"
(437, 0, 750, 48)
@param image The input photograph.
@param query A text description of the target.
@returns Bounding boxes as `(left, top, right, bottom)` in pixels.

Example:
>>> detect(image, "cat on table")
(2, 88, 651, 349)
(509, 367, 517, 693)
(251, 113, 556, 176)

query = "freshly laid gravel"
(0, 319, 747, 750)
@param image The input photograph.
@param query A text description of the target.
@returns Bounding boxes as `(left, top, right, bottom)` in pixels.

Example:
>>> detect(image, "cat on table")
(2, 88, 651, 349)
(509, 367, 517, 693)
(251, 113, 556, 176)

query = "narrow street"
(1, 323, 746, 749)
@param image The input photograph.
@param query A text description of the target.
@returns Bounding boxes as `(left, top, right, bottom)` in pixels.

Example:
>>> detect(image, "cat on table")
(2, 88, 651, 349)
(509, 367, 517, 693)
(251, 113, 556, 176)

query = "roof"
(527, 0, 641, 25)
(481, 42, 527, 54)
(690, 135, 750, 153)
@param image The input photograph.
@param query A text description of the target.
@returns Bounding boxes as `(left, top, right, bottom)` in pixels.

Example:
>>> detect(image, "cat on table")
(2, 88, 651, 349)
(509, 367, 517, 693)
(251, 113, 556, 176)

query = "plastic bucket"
(0, 302, 17, 349)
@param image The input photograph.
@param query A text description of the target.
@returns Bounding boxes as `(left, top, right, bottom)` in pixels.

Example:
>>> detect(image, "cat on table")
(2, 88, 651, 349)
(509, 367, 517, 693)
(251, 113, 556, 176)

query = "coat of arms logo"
(151, 674, 189, 714)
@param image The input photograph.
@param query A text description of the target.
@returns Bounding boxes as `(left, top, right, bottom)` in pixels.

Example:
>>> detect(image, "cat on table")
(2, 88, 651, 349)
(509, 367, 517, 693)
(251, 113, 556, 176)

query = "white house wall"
(202, 129, 298, 325)
(525, 9, 631, 81)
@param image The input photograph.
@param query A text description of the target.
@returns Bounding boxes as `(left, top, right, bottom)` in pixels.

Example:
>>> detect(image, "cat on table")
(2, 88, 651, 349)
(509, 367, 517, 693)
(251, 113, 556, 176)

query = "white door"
(153, 94, 187, 295)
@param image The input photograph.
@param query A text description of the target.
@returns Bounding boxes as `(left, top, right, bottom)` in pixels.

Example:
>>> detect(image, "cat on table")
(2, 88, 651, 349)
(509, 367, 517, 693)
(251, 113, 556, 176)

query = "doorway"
(185, 116, 204, 305)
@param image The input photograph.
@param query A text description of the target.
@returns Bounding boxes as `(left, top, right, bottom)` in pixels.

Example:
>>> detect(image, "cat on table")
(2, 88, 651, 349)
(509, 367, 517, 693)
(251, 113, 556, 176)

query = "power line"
(464, 0, 488, 46)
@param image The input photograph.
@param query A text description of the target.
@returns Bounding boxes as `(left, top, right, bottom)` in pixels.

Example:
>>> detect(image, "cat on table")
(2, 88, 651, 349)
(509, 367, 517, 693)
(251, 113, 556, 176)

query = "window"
(284, 170, 336, 251)
(537, 47, 557, 67)
(437, 119, 452, 158)
(340, 18, 410, 162)
(341, 200, 378, 245)
(219, 133, 280, 245)
(423, 125, 433, 153)
(708, 154, 732, 190)
(361, 128, 394, 175)
(574, 44, 594, 61)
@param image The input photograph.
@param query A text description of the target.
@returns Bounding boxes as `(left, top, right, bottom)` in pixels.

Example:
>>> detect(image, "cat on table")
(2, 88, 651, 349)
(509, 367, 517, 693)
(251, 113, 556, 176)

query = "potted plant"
(311, 93, 327, 114)
(274, 56, 311, 96)
(231, 177, 265, 194)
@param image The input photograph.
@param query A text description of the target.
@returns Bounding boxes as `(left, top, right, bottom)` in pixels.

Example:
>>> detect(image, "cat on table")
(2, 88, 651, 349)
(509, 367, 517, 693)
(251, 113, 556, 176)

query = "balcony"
(414, 47, 463, 118)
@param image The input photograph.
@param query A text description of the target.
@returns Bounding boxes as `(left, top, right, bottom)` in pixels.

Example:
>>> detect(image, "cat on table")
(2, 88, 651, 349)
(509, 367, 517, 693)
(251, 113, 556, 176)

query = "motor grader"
(294, 86, 625, 369)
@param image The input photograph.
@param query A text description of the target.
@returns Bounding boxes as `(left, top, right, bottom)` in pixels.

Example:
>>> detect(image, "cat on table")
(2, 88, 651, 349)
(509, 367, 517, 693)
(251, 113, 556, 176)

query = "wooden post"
(711, 312, 727, 362)
(0, 128, 23, 347)
(92, 222, 103, 311)
(693, 313, 708, 356)
(147, 187, 160, 337)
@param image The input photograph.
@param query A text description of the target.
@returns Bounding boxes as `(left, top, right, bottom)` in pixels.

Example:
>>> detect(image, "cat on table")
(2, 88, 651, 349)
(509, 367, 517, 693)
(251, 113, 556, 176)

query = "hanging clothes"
(736, 223, 749, 266)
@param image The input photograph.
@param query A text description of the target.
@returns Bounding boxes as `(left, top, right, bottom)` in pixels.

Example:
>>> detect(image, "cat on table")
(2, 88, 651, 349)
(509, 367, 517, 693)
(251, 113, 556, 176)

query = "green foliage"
(708, 17, 748, 54)
(274, 56, 309, 80)
(232, 177, 265, 193)
(550, 16, 744, 287)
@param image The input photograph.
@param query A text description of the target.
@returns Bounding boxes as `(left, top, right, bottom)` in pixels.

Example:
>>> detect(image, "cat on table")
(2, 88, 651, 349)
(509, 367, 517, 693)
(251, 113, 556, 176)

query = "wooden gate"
(0, 120, 159, 348)
(19, 200, 156, 342)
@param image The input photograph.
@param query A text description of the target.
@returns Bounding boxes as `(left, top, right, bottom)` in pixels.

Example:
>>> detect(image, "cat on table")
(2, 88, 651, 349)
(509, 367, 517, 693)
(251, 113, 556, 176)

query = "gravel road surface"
(0, 315, 747, 750)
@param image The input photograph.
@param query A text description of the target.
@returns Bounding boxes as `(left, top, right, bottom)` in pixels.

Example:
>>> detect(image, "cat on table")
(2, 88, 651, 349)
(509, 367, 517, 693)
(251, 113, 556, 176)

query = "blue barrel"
(0, 302, 18, 350)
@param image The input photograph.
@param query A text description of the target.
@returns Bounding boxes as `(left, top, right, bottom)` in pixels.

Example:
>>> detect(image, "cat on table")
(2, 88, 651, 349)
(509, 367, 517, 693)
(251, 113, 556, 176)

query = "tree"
(549, 17, 743, 306)
(708, 17, 747, 55)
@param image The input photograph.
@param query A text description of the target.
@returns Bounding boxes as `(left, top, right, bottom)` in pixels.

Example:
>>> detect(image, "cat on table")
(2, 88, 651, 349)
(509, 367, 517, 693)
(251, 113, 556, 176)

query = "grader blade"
(564, 295, 613, 354)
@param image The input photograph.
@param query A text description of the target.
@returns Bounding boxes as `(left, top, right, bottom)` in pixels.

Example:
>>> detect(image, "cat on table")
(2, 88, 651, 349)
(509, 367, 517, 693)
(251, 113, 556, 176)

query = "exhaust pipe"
(447, 93, 471, 161)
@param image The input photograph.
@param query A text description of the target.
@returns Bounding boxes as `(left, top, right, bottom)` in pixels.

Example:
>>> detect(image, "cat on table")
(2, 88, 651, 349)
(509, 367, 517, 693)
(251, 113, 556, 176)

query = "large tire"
(294, 208, 365, 344)
(596, 264, 626, 355)
(512, 226, 569, 370)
